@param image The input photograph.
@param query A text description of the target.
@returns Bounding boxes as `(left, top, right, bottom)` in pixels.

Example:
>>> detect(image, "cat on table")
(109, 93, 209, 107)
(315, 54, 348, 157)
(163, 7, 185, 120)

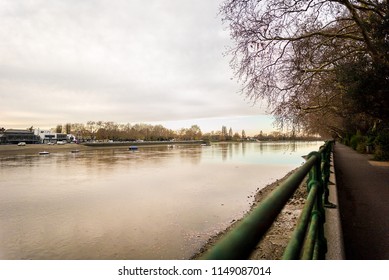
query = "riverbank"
(0, 141, 204, 157)
(0, 143, 90, 157)
(82, 140, 205, 147)
(192, 168, 307, 260)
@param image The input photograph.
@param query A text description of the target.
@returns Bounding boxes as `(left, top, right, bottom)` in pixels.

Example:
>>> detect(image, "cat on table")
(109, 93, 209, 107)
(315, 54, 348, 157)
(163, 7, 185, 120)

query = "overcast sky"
(0, 0, 274, 135)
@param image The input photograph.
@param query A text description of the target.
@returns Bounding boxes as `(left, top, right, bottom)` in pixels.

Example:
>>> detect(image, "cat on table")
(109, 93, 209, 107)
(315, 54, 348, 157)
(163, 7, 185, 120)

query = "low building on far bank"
(0, 128, 77, 144)
(0, 129, 40, 144)
(35, 129, 68, 144)
(36, 130, 55, 143)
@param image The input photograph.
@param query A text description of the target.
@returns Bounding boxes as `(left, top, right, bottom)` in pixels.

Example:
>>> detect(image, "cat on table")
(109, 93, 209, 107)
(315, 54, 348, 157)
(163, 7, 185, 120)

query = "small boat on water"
(71, 150, 80, 153)
(39, 151, 50, 155)
(129, 146, 138, 151)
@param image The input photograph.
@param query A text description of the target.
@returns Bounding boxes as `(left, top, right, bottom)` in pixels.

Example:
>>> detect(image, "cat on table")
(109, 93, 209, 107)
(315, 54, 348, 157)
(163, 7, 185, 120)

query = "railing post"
(322, 141, 336, 208)
(302, 151, 327, 259)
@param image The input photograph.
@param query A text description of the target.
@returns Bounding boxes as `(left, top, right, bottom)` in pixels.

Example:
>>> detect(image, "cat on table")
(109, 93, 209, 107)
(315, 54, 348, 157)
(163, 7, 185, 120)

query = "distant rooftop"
(5, 129, 33, 133)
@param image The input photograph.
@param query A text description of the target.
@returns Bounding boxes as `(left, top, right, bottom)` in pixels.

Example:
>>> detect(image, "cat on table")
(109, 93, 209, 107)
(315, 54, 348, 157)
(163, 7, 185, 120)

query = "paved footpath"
(333, 143, 389, 259)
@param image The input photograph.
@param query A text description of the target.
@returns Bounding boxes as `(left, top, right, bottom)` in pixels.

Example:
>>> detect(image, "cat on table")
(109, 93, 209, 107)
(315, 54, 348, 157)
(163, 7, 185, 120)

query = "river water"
(0, 141, 322, 259)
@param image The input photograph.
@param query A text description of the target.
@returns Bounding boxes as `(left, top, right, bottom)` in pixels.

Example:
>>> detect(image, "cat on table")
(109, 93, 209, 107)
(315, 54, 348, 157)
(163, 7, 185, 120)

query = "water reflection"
(0, 141, 322, 259)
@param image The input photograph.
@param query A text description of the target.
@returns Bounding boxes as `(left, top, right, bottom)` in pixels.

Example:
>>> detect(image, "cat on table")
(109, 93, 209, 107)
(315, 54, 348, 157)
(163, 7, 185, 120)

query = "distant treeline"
(52, 121, 321, 142)
(56, 122, 200, 142)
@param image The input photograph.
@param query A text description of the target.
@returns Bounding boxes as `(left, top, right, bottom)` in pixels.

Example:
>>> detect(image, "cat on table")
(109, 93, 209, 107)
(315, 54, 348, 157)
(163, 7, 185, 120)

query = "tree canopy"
(220, 0, 389, 138)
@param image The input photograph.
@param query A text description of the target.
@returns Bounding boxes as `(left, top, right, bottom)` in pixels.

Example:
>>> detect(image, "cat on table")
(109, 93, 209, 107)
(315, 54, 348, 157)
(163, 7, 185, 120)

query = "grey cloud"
(0, 0, 264, 129)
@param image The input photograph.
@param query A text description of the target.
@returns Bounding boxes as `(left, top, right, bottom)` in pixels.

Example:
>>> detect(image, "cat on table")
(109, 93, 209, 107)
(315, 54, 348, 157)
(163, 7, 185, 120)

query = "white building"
(34, 129, 68, 144)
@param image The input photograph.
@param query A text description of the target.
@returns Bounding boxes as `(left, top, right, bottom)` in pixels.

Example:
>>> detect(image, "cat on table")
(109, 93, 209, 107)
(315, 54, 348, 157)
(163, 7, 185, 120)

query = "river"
(0, 141, 322, 259)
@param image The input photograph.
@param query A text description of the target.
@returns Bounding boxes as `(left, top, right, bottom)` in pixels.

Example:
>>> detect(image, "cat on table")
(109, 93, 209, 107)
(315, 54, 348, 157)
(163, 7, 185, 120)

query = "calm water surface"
(0, 141, 322, 259)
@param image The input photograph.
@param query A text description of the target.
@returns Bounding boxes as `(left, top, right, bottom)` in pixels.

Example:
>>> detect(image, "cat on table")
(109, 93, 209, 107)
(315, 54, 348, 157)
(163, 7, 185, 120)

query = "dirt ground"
(0, 142, 200, 157)
(192, 169, 308, 260)
(0, 143, 90, 157)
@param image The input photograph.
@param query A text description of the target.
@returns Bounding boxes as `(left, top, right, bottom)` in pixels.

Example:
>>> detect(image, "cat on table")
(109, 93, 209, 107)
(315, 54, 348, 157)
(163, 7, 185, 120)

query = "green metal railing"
(201, 141, 334, 260)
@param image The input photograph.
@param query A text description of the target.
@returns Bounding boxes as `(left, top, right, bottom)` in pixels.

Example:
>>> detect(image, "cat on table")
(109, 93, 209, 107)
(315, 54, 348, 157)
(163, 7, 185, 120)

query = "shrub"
(374, 130, 389, 161)
(350, 133, 365, 151)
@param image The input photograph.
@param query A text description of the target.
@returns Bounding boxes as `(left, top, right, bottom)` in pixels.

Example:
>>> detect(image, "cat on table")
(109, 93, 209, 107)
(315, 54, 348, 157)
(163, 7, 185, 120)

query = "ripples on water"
(0, 141, 322, 259)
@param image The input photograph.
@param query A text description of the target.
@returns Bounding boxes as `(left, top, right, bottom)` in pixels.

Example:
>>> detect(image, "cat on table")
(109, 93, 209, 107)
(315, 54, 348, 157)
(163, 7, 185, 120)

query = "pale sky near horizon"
(0, 0, 275, 135)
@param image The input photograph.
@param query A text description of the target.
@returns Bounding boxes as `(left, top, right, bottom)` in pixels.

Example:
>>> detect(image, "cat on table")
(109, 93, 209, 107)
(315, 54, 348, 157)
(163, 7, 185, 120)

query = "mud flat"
(0, 141, 205, 157)
(0, 143, 90, 157)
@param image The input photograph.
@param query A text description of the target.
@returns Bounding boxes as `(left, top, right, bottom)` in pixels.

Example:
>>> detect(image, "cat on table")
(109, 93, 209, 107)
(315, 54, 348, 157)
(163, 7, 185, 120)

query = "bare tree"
(220, 0, 388, 134)
(242, 129, 247, 138)
(65, 123, 72, 134)
(55, 124, 63, 133)
(229, 127, 233, 138)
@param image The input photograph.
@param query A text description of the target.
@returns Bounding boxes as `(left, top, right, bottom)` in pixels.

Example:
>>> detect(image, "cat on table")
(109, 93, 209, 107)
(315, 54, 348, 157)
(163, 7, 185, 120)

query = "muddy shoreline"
(0, 143, 90, 157)
(0, 142, 198, 157)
